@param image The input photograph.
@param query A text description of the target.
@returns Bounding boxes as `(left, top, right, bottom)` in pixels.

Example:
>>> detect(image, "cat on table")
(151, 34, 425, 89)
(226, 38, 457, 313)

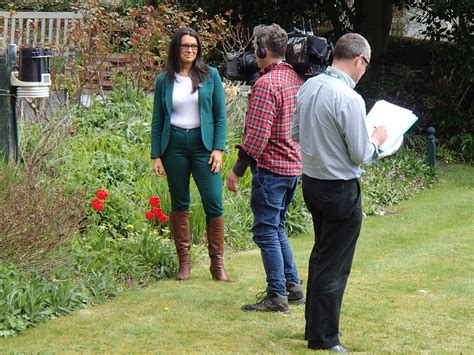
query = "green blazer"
(150, 66, 227, 159)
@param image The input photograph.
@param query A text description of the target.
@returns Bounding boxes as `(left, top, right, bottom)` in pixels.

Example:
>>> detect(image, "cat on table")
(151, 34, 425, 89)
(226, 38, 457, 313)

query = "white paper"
(366, 100, 418, 155)
(377, 135, 403, 158)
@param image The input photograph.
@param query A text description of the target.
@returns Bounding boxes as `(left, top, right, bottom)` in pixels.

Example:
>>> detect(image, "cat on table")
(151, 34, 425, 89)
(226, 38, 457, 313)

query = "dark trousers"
(162, 126, 223, 219)
(302, 174, 362, 349)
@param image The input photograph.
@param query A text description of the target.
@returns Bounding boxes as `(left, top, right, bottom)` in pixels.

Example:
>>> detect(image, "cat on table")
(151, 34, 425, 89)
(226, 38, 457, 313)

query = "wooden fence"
(0, 11, 158, 91)
(0, 11, 83, 48)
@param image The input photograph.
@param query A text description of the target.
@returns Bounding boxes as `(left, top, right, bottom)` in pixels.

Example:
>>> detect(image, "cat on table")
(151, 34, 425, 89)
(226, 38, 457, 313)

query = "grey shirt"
(291, 67, 378, 180)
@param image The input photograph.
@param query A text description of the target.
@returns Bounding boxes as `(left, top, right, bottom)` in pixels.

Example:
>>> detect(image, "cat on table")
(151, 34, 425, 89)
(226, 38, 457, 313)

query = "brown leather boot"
(170, 211, 191, 281)
(207, 216, 231, 282)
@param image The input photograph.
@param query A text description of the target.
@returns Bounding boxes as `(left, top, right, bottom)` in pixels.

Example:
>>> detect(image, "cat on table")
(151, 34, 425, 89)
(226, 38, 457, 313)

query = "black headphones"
(256, 25, 268, 59)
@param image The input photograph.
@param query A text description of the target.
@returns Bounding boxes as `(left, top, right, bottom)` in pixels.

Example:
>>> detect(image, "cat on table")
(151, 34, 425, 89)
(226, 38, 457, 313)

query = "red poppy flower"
(145, 210, 156, 221)
(96, 189, 109, 200)
(91, 198, 105, 212)
(149, 196, 161, 207)
(158, 214, 169, 223)
(151, 207, 163, 217)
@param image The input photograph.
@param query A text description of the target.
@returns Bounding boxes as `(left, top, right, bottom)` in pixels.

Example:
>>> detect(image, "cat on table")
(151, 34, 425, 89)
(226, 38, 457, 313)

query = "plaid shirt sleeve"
(241, 80, 275, 160)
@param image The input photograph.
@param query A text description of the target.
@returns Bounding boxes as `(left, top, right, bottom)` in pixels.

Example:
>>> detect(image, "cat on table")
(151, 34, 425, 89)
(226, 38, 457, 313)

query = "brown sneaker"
(286, 281, 305, 305)
(241, 291, 290, 314)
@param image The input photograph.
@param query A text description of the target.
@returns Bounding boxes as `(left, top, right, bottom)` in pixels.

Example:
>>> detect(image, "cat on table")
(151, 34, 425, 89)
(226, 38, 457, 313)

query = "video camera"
(225, 28, 334, 83)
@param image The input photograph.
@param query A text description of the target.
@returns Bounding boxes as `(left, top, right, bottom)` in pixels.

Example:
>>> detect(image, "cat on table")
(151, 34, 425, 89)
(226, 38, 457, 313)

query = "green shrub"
(359, 37, 473, 162)
(448, 133, 474, 162)
(0, 162, 85, 275)
(0, 263, 89, 337)
(361, 149, 436, 215)
(71, 228, 176, 296)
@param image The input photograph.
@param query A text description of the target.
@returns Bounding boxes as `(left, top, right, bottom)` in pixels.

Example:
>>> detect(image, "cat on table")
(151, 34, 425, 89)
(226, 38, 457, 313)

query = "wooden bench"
(0, 11, 83, 48)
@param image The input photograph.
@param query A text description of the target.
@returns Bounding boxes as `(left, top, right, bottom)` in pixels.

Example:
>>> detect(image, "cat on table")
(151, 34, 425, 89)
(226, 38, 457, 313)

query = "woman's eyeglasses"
(180, 44, 199, 51)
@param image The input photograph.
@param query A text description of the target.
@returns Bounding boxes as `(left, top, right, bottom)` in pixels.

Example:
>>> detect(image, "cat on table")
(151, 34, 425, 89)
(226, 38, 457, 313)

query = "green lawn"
(1, 165, 473, 353)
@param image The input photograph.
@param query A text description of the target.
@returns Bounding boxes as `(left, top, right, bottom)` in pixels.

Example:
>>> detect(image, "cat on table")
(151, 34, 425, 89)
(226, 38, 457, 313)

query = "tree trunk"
(354, 0, 393, 62)
(240, 0, 254, 27)
(321, 0, 347, 37)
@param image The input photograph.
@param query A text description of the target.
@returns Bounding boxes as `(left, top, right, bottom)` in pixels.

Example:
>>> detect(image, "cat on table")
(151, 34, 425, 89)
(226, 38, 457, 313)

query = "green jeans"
(162, 126, 223, 219)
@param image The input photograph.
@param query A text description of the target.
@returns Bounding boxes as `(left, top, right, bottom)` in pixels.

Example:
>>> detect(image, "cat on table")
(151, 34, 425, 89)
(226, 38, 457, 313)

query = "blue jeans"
(250, 168, 301, 296)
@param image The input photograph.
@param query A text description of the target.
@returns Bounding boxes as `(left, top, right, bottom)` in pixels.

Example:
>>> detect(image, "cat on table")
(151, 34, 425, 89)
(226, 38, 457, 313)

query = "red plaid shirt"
(241, 62, 303, 176)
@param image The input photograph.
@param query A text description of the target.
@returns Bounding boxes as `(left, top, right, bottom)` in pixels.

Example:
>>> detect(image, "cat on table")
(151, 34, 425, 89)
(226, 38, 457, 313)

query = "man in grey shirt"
(291, 33, 387, 352)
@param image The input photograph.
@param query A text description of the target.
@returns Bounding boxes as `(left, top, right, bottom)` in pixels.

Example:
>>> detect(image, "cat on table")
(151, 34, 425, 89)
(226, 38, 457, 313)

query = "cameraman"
(226, 23, 305, 313)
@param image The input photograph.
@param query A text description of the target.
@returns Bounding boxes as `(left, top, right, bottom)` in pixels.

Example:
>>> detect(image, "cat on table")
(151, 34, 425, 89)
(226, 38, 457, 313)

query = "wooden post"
(0, 44, 18, 162)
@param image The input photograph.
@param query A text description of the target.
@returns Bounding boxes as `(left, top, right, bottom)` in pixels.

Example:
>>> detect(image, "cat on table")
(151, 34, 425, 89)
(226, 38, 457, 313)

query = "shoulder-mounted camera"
(225, 27, 334, 83)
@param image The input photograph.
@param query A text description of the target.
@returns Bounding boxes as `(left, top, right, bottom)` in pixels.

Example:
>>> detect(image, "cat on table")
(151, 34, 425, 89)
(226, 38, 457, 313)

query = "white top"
(170, 74, 200, 129)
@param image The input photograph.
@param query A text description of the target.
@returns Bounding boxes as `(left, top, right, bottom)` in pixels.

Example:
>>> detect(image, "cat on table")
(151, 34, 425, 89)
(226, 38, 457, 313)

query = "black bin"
(19, 48, 53, 82)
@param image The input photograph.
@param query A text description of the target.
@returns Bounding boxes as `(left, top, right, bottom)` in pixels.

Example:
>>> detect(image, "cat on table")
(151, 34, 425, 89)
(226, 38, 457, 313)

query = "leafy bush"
(0, 81, 178, 337)
(0, 162, 85, 275)
(359, 37, 473, 162)
(0, 263, 89, 337)
(361, 149, 436, 215)
(71, 229, 177, 294)
(448, 133, 474, 162)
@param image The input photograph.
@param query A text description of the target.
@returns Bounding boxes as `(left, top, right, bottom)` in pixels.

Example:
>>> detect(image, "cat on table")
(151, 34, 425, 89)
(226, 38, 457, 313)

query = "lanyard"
(323, 69, 348, 85)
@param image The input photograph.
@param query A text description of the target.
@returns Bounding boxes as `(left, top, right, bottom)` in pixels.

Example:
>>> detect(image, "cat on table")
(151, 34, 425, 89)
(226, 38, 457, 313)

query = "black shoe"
(328, 345, 351, 352)
(308, 343, 350, 352)
(241, 291, 290, 313)
(286, 281, 305, 305)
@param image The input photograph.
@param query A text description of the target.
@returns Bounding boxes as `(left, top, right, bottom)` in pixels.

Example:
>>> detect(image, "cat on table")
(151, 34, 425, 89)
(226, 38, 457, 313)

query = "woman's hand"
(153, 158, 165, 177)
(208, 150, 223, 174)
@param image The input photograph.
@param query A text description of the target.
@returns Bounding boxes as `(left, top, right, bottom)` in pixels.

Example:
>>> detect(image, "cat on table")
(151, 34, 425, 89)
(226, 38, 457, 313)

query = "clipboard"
(366, 100, 418, 156)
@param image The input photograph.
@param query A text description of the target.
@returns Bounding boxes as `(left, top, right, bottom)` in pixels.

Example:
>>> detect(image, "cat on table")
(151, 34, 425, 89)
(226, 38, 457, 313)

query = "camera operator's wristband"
(233, 146, 257, 177)
(232, 159, 249, 177)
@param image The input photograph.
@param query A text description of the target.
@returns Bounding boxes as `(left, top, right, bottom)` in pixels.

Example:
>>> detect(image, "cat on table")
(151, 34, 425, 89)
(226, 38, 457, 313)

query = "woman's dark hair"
(166, 27, 209, 92)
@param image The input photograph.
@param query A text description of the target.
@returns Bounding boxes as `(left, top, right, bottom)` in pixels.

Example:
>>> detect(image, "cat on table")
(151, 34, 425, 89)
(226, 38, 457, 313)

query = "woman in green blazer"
(151, 27, 230, 282)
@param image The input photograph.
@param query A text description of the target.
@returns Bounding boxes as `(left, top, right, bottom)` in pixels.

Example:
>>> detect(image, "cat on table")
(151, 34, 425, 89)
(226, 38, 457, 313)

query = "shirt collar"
(327, 66, 356, 89)
(259, 61, 292, 76)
